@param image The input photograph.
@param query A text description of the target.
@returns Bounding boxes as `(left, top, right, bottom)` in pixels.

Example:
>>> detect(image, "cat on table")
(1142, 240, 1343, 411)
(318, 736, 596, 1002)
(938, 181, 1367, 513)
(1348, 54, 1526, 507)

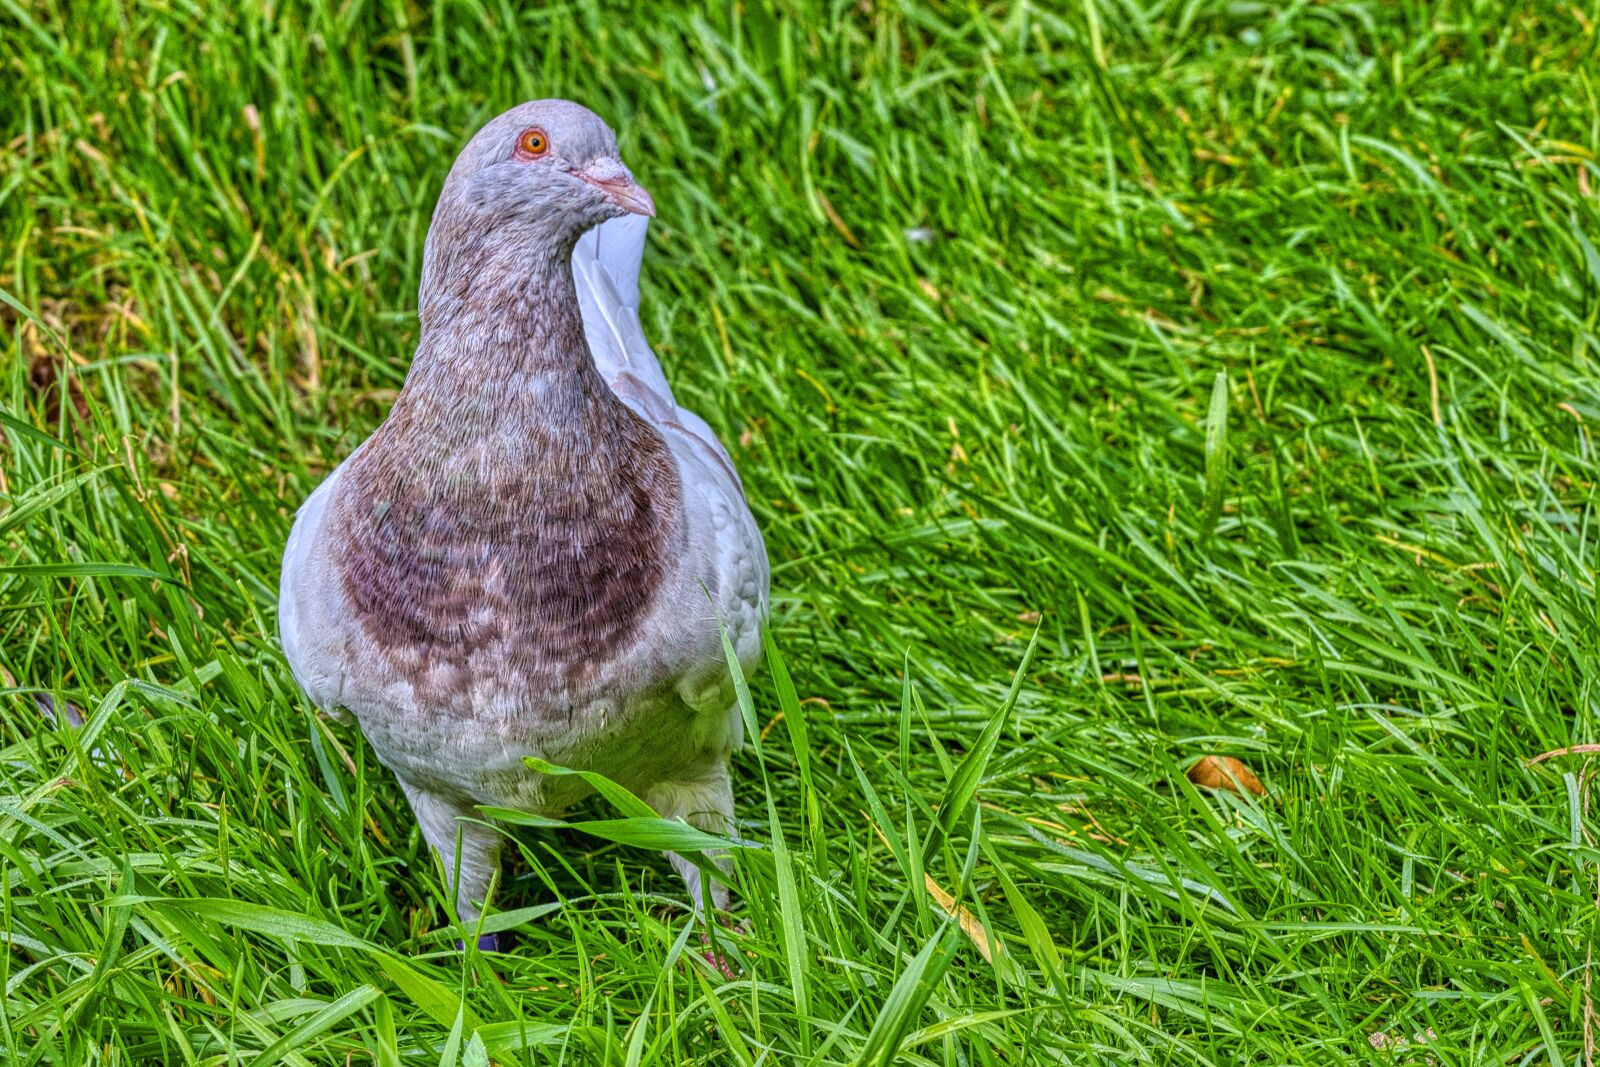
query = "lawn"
(2, 0, 1598, 1062)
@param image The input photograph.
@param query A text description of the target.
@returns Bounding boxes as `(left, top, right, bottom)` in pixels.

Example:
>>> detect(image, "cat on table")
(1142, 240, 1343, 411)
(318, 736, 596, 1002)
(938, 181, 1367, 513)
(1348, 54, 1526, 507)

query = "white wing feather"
(574, 216, 744, 489)
(574, 215, 767, 678)
(279, 468, 347, 716)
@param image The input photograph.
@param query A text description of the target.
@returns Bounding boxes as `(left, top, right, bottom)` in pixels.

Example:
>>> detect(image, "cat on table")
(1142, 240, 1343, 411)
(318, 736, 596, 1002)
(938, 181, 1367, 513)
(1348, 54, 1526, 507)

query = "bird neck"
(400, 230, 609, 437)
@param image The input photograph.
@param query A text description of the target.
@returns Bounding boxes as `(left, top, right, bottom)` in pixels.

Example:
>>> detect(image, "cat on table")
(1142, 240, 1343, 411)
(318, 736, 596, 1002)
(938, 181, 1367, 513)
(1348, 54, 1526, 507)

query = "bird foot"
(701, 941, 736, 978)
(454, 931, 504, 953)
(699, 917, 748, 978)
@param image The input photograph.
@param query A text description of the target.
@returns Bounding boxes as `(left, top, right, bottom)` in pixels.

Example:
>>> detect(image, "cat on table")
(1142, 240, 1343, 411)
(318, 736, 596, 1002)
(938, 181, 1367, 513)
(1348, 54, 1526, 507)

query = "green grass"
(2, 0, 1598, 1061)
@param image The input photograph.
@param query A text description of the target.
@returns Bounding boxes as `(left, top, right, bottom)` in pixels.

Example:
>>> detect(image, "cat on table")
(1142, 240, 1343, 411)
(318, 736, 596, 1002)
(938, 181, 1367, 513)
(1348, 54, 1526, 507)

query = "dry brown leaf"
(815, 191, 860, 248)
(1187, 755, 1265, 796)
(923, 874, 999, 964)
(1525, 743, 1600, 767)
(867, 818, 1002, 964)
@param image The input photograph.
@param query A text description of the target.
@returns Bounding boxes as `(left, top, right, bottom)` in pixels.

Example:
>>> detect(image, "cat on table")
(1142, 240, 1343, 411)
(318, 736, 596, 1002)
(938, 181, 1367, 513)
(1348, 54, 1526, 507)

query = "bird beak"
(574, 160, 656, 218)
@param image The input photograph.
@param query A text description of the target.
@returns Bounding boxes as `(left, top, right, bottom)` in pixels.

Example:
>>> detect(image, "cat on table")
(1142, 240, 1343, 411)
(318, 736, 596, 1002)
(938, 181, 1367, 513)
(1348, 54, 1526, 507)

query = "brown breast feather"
(330, 397, 683, 713)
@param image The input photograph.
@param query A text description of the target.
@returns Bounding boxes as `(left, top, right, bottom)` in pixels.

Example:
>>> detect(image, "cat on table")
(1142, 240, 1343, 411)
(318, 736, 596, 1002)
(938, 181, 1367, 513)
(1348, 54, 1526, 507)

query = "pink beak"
(574, 160, 656, 218)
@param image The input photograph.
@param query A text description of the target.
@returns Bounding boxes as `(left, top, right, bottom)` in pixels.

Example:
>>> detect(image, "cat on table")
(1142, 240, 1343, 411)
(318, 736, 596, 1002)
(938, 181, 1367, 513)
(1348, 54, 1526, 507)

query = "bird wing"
(278, 465, 348, 718)
(573, 215, 744, 490)
(573, 215, 767, 708)
(683, 431, 769, 672)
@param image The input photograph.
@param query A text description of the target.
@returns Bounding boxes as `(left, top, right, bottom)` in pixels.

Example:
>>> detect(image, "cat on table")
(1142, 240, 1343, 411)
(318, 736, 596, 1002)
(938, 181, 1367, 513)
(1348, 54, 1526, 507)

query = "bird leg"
(643, 763, 735, 915)
(645, 765, 741, 975)
(399, 779, 503, 951)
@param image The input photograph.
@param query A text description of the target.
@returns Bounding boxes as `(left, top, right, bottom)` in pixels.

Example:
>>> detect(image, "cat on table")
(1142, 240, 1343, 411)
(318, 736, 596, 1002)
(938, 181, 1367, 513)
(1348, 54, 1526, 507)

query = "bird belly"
(345, 639, 738, 813)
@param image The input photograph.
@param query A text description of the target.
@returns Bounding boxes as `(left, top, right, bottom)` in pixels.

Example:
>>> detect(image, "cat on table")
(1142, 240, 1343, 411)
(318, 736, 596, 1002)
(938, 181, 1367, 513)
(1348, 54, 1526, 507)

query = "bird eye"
(517, 128, 549, 158)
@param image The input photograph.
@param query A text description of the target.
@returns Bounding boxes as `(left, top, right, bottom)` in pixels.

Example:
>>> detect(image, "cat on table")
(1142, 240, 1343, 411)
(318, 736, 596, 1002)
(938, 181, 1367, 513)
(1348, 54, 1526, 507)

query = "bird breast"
(328, 397, 685, 716)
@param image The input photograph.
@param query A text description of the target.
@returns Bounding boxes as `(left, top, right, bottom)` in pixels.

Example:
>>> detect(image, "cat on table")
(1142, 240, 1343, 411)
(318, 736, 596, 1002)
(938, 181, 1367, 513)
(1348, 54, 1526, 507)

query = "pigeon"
(278, 100, 768, 946)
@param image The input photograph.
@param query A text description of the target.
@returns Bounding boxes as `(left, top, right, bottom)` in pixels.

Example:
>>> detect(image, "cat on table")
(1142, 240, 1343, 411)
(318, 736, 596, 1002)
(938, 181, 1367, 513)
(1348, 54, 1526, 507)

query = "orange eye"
(517, 128, 549, 157)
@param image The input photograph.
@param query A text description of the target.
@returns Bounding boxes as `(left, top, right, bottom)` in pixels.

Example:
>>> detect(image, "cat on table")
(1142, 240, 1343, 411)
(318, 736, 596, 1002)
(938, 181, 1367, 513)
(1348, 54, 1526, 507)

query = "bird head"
(436, 100, 655, 242)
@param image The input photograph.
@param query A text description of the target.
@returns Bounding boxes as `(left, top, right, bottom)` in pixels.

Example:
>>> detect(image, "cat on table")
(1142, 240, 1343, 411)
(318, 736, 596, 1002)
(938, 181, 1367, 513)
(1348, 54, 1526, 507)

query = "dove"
(278, 100, 768, 949)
